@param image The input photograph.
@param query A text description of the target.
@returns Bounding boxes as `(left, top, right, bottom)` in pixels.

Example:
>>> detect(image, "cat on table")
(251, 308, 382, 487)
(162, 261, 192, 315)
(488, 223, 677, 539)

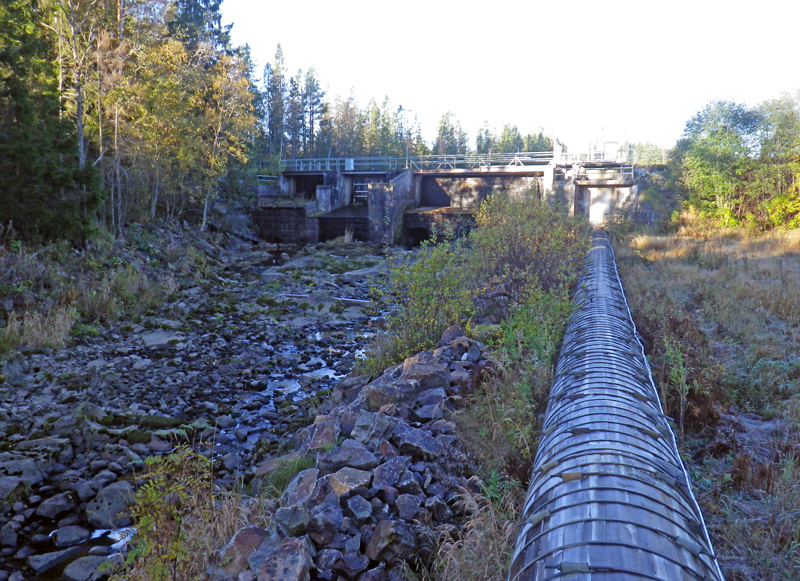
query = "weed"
(262, 455, 315, 497)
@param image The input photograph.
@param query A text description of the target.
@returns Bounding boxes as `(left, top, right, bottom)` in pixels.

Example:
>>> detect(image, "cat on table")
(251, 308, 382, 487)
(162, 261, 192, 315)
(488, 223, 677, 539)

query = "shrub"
(113, 446, 213, 581)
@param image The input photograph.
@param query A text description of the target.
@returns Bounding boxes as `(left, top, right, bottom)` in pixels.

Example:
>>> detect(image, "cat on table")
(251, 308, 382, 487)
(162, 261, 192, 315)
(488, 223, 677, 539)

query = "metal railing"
(279, 151, 555, 173)
(273, 147, 670, 174)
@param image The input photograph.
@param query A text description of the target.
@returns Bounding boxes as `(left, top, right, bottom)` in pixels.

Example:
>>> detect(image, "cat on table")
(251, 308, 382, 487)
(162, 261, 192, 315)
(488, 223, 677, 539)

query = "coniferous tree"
(0, 0, 101, 242)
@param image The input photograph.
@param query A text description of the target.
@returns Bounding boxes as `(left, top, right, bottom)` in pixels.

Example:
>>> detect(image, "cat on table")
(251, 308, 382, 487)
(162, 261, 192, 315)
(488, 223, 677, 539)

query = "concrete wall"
(368, 169, 419, 244)
(420, 176, 542, 208)
(251, 206, 319, 244)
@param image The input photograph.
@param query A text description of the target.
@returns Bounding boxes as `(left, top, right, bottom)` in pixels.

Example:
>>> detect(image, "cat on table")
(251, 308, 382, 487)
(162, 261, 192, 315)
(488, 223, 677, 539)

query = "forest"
(0, 0, 556, 244)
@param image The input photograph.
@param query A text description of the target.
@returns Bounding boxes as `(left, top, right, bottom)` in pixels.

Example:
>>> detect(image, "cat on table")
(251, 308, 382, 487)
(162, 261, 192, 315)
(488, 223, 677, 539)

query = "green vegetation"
(671, 95, 800, 230)
(355, 192, 589, 580)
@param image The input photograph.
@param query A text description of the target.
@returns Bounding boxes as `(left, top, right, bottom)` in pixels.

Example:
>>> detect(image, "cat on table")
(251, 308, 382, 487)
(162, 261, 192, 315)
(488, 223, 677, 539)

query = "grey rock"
(372, 457, 410, 489)
(217, 415, 237, 429)
(35, 491, 78, 519)
(27, 546, 84, 575)
(275, 503, 310, 536)
(307, 502, 344, 546)
(222, 452, 242, 471)
(413, 404, 443, 421)
(255, 536, 312, 581)
(339, 552, 370, 577)
(391, 423, 444, 460)
(351, 411, 394, 451)
(345, 495, 373, 523)
(363, 379, 422, 413)
(279, 468, 319, 507)
(55, 525, 91, 547)
(424, 495, 453, 522)
(315, 548, 343, 572)
(0, 477, 23, 500)
(329, 467, 372, 497)
(395, 470, 423, 495)
(85, 480, 134, 528)
(399, 361, 450, 391)
(0, 522, 19, 547)
(62, 555, 108, 581)
(317, 439, 378, 476)
(364, 519, 416, 564)
(207, 525, 270, 581)
(395, 494, 421, 521)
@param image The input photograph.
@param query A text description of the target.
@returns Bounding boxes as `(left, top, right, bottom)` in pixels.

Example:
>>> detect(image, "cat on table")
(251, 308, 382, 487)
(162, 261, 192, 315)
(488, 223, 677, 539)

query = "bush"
(112, 446, 213, 581)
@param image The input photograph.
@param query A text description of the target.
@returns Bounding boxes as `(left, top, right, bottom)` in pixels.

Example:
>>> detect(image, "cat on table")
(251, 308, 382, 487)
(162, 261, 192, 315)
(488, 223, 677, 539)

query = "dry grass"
(434, 484, 523, 581)
(614, 228, 800, 581)
(0, 306, 76, 350)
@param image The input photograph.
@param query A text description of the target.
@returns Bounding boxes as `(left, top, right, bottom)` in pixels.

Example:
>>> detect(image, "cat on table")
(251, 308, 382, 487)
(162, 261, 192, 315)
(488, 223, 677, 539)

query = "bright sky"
(221, 0, 800, 153)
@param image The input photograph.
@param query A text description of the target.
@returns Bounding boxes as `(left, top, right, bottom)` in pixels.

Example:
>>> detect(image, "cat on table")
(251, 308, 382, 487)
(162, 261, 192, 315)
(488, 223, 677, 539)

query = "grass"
(0, 224, 207, 355)
(612, 226, 800, 581)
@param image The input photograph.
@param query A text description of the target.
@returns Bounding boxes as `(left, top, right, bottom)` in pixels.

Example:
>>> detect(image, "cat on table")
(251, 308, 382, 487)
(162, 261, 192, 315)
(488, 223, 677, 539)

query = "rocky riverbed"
(0, 229, 397, 580)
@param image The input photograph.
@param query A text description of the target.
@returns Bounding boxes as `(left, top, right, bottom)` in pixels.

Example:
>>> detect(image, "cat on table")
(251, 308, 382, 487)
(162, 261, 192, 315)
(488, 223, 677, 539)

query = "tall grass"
(613, 228, 800, 581)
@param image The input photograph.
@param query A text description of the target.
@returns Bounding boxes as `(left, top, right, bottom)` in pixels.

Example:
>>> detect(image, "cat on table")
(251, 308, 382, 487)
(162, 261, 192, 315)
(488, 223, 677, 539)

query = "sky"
(221, 0, 800, 153)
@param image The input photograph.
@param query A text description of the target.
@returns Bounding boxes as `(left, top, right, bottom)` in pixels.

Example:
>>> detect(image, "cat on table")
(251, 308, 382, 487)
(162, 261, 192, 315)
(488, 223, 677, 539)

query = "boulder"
(317, 440, 378, 476)
(35, 491, 78, 520)
(307, 502, 344, 546)
(390, 424, 444, 461)
(62, 555, 109, 581)
(363, 380, 421, 413)
(208, 526, 271, 581)
(85, 480, 134, 528)
(364, 520, 415, 564)
(256, 536, 312, 581)
(329, 468, 373, 497)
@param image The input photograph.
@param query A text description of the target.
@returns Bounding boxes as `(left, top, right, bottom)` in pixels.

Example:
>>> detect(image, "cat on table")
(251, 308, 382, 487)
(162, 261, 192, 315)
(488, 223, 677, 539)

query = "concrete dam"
(253, 147, 659, 245)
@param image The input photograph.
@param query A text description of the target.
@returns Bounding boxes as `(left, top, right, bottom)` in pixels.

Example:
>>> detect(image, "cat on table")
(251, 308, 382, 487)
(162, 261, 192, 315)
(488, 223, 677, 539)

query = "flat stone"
(27, 546, 84, 575)
(55, 525, 91, 547)
(317, 440, 378, 476)
(62, 555, 108, 581)
(141, 329, 183, 348)
(329, 467, 373, 496)
(413, 404, 443, 422)
(35, 492, 78, 519)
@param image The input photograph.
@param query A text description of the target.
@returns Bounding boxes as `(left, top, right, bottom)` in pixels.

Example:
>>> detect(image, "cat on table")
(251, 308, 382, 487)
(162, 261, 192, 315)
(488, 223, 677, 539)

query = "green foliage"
(468, 190, 590, 300)
(385, 237, 474, 357)
(113, 445, 213, 581)
(262, 455, 315, 497)
(0, 0, 101, 243)
(672, 95, 800, 229)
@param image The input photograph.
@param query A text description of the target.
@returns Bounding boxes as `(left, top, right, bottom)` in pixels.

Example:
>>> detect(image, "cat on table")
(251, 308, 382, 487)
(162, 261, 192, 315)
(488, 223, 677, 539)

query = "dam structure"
(507, 232, 724, 581)
(253, 145, 660, 244)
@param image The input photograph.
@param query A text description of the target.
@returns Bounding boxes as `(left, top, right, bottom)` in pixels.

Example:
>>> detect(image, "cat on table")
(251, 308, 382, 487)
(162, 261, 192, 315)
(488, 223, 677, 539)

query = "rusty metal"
(507, 231, 724, 581)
